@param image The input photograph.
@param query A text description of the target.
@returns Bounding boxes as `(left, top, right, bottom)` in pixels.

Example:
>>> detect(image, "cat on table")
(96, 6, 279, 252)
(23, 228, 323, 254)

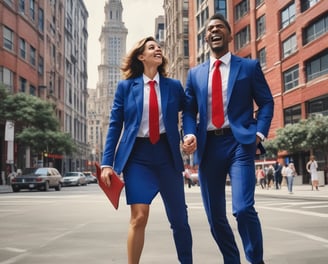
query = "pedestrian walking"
(274, 161, 282, 189)
(256, 166, 266, 189)
(285, 162, 296, 194)
(182, 13, 273, 264)
(307, 155, 319, 191)
(101, 36, 193, 264)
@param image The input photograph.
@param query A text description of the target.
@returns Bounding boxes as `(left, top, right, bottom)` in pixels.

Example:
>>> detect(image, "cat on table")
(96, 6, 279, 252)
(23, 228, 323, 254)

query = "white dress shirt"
(137, 73, 165, 137)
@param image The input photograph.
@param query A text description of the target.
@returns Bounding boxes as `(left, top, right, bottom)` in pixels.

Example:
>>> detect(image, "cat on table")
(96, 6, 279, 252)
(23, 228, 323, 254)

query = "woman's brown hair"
(121, 36, 168, 79)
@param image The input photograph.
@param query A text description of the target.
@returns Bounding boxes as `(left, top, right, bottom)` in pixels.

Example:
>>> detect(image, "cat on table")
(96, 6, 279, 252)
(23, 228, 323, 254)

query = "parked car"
(83, 171, 97, 184)
(11, 167, 62, 192)
(62, 172, 87, 186)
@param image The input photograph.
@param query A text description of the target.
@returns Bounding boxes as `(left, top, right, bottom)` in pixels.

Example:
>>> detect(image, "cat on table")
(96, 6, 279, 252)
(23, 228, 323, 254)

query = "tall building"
(63, 0, 89, 172)
(0, 0, 89, 174)
(154, 15, 165, 47)
(94, 0, 127, 159)
(163, 0, 190, 85)
(87, 88, 102, 165)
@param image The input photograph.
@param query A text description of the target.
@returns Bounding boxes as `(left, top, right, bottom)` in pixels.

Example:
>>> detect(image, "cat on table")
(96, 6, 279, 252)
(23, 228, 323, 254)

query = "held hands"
(182, 134, 197, 155)
(101, 167, 114, 187)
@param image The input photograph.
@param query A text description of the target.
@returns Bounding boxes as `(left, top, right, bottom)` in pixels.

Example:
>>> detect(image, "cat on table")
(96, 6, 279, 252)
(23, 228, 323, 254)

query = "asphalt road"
(0, 184, 328, 264)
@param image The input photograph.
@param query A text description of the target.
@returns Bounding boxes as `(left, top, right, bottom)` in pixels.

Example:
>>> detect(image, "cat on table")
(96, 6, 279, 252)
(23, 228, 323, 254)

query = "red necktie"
(212, 60, 224, 128)
(149, 80, 160, 144)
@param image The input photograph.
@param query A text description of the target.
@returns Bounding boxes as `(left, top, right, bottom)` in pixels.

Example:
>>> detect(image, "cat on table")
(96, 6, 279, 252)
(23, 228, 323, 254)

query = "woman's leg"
(127, 204, 150, 264)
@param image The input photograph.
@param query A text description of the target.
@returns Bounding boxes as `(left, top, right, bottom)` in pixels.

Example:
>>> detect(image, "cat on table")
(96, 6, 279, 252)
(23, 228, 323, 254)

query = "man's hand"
(183, 134, 197, 155)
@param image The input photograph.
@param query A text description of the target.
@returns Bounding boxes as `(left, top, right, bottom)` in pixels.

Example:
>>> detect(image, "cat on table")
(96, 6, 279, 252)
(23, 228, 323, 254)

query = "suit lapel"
(131, 76, 144, 123)
(200, 61, 210, 115)
(159, 76, 168, 119)
(227, 55, 241, 104)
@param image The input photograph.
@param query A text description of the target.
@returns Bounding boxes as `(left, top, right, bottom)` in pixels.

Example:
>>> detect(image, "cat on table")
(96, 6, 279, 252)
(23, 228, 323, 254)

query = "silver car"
(62, 172, 87, 186)
(11, 167, 62, 192)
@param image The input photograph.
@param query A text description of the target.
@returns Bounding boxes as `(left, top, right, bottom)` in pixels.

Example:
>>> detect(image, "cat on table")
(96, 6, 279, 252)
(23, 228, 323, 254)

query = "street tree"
(0, 86, 75, 157)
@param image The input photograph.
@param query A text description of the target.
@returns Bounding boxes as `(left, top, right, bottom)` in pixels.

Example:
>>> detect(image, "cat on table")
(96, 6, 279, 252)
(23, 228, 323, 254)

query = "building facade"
(63, 0, 89, 173)
(0, 0, 89, 175)
(163, 0, 190, 85)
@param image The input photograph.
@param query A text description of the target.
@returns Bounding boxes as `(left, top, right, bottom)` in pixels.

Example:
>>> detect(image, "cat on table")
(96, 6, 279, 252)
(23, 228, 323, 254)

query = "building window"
(0, 67, 14, 90)
(184, 39, 189, 57)
(256, 15, 266, 38)
(283, 65, 299, 91)
(305, 50, 328, 81)
(307, 96, 328, 117)
(281, 2, 296, 29)
(38, 56, 44, 75)
(256, 0, 264, 7)
(30, 0, 35, 20)
(235, 26, 250, 50)
(38, 8, 44, 32)
(282, 34, 297, 58)
(235, 0, 249, 21)
(215, 0, 227, 18)
(301, 0, 320, 12)
(19, 0, 25, 13)
(19, 38, 26, 59)
(30, 85, 36, 96)
(258, 48, 266, 68)
(19, 77, 27, 92)
(284, 105, 301, 125)
(30, 46, 36, 66)
(3, 26, 14, 51)
(197, 8, 209, 29)
(303, 14, 328, 45)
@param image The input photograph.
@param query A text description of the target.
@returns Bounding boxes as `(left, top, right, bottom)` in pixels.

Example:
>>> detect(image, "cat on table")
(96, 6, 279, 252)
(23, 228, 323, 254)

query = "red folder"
(95, 162, 125, 209)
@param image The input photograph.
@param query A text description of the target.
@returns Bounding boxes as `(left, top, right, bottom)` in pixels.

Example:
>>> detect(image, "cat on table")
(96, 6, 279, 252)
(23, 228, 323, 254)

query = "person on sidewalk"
(307, 155, 319, 191)
(285, 162, 297, 194)
(274, 161, 282, 189)
(182, 13, 273, 264)
(256, 166, 266, 189)
(101, 36, 193, 264)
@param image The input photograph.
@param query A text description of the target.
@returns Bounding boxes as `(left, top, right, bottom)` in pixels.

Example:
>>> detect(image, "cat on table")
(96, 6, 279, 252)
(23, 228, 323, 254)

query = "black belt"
(136, 133, 167, 142)
(207, 127, 232, 136)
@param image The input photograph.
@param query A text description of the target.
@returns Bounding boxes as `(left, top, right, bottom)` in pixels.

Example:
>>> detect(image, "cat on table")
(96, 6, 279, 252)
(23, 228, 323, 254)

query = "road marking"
(257, 205, 328, 217)
(302, 205, 328, 209)
(267, 227, 328, 244)
(0, 247, 26, 253)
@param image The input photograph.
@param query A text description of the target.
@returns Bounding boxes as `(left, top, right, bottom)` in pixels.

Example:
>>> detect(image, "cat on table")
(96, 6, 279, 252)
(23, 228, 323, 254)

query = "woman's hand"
(101, 167, 114, 187)
(183, 134, 197, 155)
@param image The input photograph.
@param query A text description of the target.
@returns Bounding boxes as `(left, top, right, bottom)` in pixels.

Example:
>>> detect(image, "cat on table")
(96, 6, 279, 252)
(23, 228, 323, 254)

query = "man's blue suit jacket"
(102, 75, 185, 174)
(183, 55, 274, 164)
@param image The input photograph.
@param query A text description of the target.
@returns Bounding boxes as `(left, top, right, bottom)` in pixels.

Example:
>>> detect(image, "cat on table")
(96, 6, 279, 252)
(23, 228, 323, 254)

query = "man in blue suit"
(182, 14, 273, 264)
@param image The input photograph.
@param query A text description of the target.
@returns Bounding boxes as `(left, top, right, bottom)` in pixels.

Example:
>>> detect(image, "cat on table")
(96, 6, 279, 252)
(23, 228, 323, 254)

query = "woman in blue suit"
(101, 37, 192, 264)
(182, 14, 273, 264)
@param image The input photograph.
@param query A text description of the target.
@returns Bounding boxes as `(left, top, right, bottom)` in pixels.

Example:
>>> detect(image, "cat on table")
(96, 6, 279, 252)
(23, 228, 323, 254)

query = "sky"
(84, 0, 164, 88)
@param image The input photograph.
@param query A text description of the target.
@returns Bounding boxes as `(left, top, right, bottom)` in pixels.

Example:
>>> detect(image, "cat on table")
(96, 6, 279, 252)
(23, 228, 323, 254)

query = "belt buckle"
(214, 129, 224, 136)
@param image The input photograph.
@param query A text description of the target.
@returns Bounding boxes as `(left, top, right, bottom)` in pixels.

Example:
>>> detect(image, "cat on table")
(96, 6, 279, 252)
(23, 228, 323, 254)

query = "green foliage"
(1, 91, 75, 155)
(264, 115, 328, 157)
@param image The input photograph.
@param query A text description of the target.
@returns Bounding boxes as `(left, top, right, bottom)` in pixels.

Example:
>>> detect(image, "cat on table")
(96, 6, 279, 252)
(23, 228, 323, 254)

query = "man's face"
(205, 19, 232, 54)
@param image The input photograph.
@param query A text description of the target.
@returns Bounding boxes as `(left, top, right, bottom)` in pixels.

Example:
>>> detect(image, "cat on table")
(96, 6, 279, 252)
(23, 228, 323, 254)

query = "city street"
(0, 184, 328, 264)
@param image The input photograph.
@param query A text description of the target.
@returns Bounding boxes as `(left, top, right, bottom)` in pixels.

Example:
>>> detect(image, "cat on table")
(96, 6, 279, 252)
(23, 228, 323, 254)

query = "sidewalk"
(184, 183, 328, 200)
(0, 185, 12, 193)
(2, 183, 328, 200)
(254, 183, 328, 200)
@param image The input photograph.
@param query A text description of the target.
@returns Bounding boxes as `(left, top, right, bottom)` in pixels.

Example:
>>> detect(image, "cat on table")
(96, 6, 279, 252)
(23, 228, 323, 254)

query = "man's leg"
(199, 135, 240, 264)
(229, 142, 264, 264)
